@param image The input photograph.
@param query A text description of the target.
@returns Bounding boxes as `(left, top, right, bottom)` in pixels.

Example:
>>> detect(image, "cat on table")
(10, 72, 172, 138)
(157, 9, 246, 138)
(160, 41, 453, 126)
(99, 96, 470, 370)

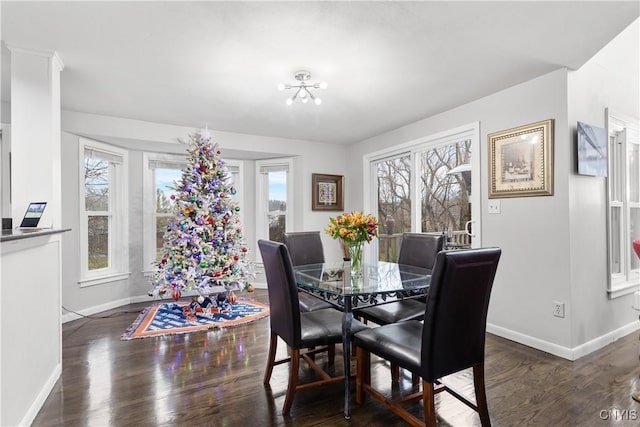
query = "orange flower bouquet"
(326, 211, 378, 274)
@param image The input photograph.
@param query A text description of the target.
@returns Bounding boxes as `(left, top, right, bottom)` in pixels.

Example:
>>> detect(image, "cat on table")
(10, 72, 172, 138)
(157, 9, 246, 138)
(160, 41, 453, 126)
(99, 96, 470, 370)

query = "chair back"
(420, 248, 501, 382)
(283, 231, 325, 266)
(397, 233, 445, 269)
(258, 239, 302, 347)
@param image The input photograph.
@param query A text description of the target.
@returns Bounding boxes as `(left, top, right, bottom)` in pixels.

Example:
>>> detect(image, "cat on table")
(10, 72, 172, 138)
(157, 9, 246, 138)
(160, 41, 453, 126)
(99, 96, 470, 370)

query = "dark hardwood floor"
(33, 289, 640, 426)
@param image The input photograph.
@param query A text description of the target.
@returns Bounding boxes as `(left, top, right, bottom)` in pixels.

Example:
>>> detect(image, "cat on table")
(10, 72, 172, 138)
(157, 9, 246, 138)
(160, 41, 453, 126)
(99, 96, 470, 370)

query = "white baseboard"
(19, 362, 61, 427)
(487, 320, 640, 361)
(62, 297, 133, 323)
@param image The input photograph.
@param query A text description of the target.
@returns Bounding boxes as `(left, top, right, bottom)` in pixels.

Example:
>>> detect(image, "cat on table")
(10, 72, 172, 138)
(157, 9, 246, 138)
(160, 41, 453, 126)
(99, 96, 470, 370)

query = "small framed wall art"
(312, 173, 344, 211)
(488, 119, 554, 198)
(577, 121, 608, 177)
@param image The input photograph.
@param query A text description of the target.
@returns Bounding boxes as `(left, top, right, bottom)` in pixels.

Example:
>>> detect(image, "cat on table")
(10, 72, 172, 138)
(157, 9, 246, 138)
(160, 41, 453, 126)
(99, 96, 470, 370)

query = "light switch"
(488, 200, 501, 214)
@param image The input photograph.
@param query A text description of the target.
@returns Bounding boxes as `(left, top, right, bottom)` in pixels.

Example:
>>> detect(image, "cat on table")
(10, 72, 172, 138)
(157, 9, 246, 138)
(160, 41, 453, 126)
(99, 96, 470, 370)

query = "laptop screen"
(20, 202, 47, 228)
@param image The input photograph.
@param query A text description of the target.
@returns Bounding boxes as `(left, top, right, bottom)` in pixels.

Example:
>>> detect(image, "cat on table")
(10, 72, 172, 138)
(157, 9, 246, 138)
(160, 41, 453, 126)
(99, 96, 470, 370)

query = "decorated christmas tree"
(150, 129, 253, 316)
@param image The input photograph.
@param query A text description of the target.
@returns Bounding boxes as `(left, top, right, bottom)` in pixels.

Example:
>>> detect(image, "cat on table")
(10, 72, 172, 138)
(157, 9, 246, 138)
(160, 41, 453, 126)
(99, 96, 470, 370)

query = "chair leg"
(423, 380, 436, 427)
(411, 372, 420, 387)
(263, 331, 278, 385)
(473, 364, 491, 427)
(282, 348, 300, 415)
(356, 346, 371, 404)
(391, 363, 400, 382)
(328, 343, 336, 366)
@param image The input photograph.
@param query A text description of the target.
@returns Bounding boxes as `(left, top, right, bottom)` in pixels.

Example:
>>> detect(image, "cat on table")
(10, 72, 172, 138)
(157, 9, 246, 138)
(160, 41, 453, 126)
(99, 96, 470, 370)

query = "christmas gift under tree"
(150, 130, 253, 318)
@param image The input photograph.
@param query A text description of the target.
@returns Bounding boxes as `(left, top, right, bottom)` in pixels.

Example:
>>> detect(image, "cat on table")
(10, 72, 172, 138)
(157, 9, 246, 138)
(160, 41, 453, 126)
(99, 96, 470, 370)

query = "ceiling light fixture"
(277, 70, 327, 106)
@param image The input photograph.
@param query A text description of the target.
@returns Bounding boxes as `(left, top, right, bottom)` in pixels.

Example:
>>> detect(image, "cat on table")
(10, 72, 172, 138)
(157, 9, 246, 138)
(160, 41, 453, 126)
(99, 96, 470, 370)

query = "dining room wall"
(58, 111, 349, 315)
(347, 68, 577, 356)
(345, 19, 639, 360)
(566, 18, 639, 350)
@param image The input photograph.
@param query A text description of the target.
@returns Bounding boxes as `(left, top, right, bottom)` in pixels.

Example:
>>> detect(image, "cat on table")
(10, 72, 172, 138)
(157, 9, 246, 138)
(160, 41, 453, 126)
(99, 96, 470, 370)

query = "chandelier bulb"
(302, 97, 309, 104)
(277, 83, 286, 91)
(319, 82, 328, 89)
(286, 98, 293, 106)
(314, 98, 322, 105)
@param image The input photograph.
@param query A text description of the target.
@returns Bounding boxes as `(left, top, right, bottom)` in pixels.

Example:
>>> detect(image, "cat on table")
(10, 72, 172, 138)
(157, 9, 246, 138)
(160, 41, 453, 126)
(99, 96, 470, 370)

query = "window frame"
(364, 122, 481, 261)
(255, 158, 294, 244)
(606, 109, 640, 298)
(78, 138, 129, 286)
(142, 153, 243, 275)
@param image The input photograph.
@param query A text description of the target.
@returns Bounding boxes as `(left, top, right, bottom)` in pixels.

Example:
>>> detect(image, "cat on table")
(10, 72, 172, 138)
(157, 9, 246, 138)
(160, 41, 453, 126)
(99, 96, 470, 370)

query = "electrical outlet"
(488, 200, 501, 214)
(553, 302, 565, 318)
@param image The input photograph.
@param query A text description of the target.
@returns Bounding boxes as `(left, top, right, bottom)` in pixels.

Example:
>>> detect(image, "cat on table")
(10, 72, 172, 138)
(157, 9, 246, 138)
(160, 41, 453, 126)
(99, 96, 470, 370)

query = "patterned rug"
(121, 299, 270, 340)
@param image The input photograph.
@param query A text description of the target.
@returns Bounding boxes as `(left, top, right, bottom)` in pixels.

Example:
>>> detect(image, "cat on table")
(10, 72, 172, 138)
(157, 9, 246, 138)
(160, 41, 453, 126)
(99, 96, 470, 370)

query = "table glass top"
(293, 261, 431, 297)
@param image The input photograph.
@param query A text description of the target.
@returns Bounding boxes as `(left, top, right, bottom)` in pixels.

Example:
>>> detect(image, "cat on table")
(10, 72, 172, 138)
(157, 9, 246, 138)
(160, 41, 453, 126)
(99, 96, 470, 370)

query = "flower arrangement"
(326, 211, 378, 274)
(326, 211, 379, 244)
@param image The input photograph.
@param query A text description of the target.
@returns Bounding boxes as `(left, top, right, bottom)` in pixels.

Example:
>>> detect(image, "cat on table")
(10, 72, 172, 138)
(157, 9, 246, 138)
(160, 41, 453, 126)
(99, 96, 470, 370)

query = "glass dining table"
(293, 261, 432, 419)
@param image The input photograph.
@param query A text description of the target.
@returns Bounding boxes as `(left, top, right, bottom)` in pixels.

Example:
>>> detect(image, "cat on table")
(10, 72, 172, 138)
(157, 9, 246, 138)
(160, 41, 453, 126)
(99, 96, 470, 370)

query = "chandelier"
(277, 70, 327, 105)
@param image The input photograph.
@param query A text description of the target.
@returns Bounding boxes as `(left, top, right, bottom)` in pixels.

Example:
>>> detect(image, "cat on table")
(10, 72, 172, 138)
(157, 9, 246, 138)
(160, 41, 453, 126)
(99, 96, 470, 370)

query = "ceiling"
(1, 1, 638, 146)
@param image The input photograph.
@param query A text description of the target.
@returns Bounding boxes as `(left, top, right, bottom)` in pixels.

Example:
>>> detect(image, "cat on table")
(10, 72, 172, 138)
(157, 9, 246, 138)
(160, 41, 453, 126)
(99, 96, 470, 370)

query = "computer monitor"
(19, 202, 47, 228)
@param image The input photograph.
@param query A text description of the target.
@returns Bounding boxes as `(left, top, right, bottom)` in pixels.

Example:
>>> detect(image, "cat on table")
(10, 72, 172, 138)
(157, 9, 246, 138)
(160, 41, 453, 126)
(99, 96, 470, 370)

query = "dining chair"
(354, 248, 501, 427)
(355, 233, 444, 384)
(258, 239, 368, 415)
(355, 233, 444, 325)
(283, 231, 334, 312)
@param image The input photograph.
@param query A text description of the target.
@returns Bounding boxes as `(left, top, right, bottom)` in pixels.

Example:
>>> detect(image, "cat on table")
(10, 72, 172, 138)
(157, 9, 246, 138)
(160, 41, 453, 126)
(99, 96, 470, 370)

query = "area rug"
(121, 299, 270, 340)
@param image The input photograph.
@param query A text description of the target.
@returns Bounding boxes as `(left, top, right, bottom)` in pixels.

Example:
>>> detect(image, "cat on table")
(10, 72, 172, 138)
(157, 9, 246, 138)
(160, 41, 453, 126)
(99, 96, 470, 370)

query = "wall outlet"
(488, 200, 501, 214)
(553, 301, 565, 318)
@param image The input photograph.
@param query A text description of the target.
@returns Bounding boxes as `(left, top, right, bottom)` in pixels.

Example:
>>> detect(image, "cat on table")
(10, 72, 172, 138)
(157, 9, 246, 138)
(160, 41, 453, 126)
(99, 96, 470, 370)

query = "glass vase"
(346, 240, 364, 277)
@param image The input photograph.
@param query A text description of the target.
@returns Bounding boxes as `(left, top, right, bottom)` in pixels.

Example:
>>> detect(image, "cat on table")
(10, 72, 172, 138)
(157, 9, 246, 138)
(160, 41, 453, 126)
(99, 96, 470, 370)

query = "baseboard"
(19, 362, 61, 427)
(487, 320, 640, 361)
(570, 320, 640, 360)
(62, 297, 133, 323)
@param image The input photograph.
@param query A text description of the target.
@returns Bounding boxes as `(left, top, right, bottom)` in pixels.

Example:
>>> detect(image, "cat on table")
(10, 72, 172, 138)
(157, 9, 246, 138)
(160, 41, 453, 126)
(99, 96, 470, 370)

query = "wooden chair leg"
(473, 364, 491, 427)
(328, 343, 336, 366)
(356, 346, 371, 404)
(263, 331, 278, 384)
(423, 380, 436, 427)
(411, 372, 420, 387)
(282, 348, 300, 415)
(391, 363, 400, 382)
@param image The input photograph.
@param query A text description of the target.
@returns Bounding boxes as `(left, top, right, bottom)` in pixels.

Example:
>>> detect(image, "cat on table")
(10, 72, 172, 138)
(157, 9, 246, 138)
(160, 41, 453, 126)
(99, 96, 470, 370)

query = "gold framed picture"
(488, 119, 554, 198)
(312, 173, 344, 211)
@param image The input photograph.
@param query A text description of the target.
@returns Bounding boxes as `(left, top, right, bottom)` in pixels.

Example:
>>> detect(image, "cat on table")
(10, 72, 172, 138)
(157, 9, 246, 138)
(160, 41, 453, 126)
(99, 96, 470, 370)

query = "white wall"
(348, 69, 574, 352)
(345, 20, 640, 358)
(60, 112, 349, 314)
(567, 19, 640, 348)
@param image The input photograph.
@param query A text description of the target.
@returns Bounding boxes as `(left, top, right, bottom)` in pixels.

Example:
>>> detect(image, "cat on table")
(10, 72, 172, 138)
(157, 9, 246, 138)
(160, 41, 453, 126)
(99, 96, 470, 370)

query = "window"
(367, 123, 480, 262)
(256, 159, 293, 243)
(79, 138, 129, 285)
(607, 109, 640, 297)
(142, 153, 242, 274)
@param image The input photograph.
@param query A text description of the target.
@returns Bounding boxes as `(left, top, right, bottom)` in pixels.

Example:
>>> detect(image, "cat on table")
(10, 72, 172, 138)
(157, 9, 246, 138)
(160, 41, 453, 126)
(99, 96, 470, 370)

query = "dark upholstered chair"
(258, 239, 368, 415)
(283, 231, 334, 312)
(354, 248, 501, 427)
(355, 233, 444, 325)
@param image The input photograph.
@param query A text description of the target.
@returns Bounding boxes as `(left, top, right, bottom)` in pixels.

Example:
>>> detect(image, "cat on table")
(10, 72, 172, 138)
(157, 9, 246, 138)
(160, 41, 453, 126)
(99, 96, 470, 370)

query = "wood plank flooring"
(33, 290, 640, 426)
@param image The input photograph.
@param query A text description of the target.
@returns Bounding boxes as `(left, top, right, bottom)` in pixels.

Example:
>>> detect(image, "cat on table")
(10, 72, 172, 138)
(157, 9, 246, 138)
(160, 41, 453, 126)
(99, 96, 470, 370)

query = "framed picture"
(577, 121, 608, 177)
(488, 119, 554, 198)
(312, 173, 344, 211)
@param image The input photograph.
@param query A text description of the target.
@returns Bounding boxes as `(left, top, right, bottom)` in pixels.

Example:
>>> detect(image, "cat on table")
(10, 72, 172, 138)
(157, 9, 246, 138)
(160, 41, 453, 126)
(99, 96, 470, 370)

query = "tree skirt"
(121, 300, 270, 340)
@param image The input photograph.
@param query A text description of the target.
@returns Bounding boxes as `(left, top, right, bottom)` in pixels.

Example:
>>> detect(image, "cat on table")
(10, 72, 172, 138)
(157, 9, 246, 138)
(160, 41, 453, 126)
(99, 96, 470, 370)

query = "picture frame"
(312, 173, 344, 211)
(488, 119, 554, 198)
(577, 121, 608, 177)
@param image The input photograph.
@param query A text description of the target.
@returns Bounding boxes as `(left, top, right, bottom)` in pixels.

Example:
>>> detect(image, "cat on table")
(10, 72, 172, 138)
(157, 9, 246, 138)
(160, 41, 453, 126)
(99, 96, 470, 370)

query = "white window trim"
(255, 158, 294, 245)
(78, 138, 129, 286)
(363, 122, 481, 261)
(606, 109, 640, 298)
(142, 152, 187, 275)
(142, 153, 244, 276)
